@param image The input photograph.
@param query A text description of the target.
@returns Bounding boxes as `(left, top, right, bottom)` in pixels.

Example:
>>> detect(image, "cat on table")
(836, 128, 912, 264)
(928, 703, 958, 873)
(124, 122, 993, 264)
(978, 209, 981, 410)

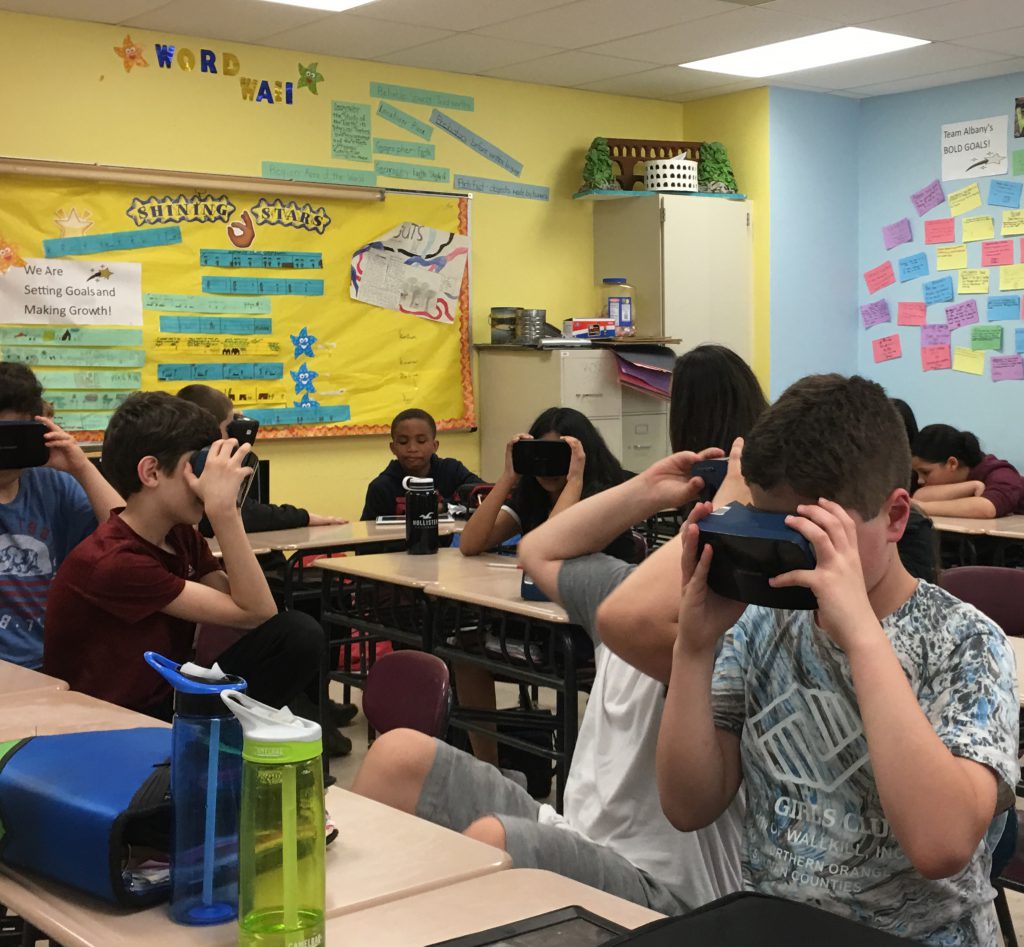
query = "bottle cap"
(221, 690, 322, 764)
(602, 278, 627, 284)
(402, 476, 435, 492)
(145, 651, 246, 717)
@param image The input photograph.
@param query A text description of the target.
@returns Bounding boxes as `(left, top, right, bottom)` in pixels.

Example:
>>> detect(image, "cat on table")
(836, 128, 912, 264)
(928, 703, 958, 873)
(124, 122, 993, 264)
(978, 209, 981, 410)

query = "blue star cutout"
(290, 326, 317, 359)
(290, 362, 318, 394)
(294, 393, 320, 409)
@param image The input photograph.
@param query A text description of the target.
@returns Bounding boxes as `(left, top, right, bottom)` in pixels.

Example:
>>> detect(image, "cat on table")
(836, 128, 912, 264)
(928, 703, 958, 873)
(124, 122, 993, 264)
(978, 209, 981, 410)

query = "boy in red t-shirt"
(43, 392, 324, 724)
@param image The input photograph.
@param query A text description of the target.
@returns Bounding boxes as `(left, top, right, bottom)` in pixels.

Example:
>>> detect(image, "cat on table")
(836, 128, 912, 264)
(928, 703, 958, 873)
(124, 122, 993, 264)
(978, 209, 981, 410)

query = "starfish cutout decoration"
(54, 208, 94, 238)
(114, 34, 148, 73)
(297, 62, 324, 95)
(0, 238, 26, 275)
(290, 326, 317, 359)
(295, 393, 320, 409)
(290, 362, 318, 394)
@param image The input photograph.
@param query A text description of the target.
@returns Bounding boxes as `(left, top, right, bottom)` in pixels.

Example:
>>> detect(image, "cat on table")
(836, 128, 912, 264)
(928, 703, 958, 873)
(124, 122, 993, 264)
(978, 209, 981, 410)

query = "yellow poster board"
(0, 166, 473, 439)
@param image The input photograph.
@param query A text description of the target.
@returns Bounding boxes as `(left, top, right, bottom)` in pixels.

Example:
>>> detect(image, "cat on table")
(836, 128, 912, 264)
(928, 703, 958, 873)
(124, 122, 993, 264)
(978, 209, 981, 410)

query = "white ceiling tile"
(579, 65, 755, 97)
(262, 14, 453, 59)
(773, 42, 1008, 91)
(760, 0, 952, 26)
(475, 0, 736, 50)
(584, 7, 838, 66)
(376, 33, 560, 74)
(483, 51, 654, 85)
(845, 56, 1024, 95)
(123, 0, 327, 42)
(0, 0, 167, 22)
(347, 0, 578, 32)
(672, 79, 763, 101)
(956, 25, 1024, 56)
(862, 0, 1024, 42)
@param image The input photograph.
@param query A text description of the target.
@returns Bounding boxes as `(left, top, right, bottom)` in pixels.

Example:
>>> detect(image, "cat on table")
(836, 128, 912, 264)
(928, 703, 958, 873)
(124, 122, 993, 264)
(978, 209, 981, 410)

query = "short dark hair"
(891, 399, 918, 447)
(743, 374, 909, 520)
(177, 384, 232, 423)
(102, 392, 220, 497)
(0, 363, 44, 417)
(669, 345, 767, 453)
(391, 408, 436, 439)
(912, 424, 984, 468)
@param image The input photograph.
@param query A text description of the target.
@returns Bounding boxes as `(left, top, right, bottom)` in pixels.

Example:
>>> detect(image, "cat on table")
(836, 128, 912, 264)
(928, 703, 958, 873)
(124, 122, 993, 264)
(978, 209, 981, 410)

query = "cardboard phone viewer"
(0, 420, 48, 470)
(190, 444, 259, 507)
(697, 503, 818, 610)
(512, 439, 571, 477)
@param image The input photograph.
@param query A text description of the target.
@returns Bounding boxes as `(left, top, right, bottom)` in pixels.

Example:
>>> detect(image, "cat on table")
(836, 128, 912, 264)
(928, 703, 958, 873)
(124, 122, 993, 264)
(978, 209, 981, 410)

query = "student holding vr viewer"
(44, 393, 324, 725)
(650, 375, 1017, 946)
(0, 363, 123, 669)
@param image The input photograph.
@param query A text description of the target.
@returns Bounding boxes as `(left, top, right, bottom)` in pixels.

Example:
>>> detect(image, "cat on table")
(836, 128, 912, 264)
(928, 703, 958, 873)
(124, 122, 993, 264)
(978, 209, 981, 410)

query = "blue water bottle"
(145, 652, 247, 925)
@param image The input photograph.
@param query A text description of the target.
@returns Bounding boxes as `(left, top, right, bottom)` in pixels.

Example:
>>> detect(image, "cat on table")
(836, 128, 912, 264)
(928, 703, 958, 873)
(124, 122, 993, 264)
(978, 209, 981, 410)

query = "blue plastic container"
(145, 652, 247, 926)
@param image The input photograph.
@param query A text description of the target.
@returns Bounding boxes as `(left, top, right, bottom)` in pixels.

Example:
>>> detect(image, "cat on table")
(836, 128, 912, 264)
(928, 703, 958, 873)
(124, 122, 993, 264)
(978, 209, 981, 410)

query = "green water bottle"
(221, 691, 325, 947)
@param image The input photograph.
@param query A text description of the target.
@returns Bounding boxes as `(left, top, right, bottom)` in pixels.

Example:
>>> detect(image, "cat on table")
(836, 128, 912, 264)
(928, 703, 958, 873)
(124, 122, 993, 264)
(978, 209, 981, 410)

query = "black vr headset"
(0, 421, 49, 470)
(697, 503, 818, 610)
(190, 443, 259, 507)
(512, 439, 571, 477)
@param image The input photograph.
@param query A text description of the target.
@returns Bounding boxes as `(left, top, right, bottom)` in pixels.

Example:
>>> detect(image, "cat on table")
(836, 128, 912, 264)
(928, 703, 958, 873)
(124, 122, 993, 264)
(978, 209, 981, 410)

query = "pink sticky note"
(922, 324, 951, 346)
(945, 299, 980, 329)
(981, 240, 1014, 266)
(897, 302, 927, 326)
(864, 261, 896, 294)
(922, 344, 951, 371)
(924, 218, 956, 244)
(860, 299, 891, 329)
(872, 334, 902, 363)
(992, 354, 1024, 381)
(912, 179, 945, 216)
(882, 217, 913, 250)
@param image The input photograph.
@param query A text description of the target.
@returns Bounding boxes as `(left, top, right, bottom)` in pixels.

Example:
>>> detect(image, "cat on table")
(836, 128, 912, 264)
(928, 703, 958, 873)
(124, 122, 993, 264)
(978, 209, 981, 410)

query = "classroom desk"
(0, 690, 164, 741)
(0, 659, 68, 701)
(1009, 636, 1024, 708)
(205, 538, 272, 558)
(316, 548, 516, 590)
(930, 515, 991, 536)
(325, 869, 663, 946)
(0, 787, 510, 947)
(984, 515, 1024, 541)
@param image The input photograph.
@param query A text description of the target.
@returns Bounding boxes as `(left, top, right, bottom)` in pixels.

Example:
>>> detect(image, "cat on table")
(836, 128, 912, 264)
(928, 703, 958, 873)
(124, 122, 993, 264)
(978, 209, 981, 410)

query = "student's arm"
(914, 496, 997, 519)
(657, 503, 746, 830)
(519, 446, 719, 602)
(39, 416, 122, 522)
(772, 499, 1005, 879)
(458, 434, 528, 556)
(913, 481, 985, 502)
(598, 438, 749, 684)
(547, 436, 586, 519)
(162, 441, 277, 629)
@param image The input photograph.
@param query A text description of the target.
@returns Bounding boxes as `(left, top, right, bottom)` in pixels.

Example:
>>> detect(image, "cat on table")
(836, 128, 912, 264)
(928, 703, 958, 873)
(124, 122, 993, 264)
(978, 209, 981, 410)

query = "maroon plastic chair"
(362, 651, 452, 738)
(938, 566, 1024, 637)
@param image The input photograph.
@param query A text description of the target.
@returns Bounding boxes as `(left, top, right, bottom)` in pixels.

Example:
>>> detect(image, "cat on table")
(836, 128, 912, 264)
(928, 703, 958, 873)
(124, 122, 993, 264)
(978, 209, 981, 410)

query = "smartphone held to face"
(225, 416, 260, 447)
(0, 421, 49, 470)
(512, 439, 571, 477)
(691, 458, 728, 503)
(190, 444, 259, 507)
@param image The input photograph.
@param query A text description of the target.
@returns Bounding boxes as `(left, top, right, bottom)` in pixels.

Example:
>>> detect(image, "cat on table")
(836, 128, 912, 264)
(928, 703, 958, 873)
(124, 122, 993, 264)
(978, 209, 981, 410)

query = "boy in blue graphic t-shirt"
(0, 364, 121, 667)
(656, 374, 1018, 947)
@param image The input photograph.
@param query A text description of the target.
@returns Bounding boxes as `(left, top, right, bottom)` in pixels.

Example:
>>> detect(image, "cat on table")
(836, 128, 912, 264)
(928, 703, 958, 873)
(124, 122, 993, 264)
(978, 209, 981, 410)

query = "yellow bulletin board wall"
(0, 165, 472, 439)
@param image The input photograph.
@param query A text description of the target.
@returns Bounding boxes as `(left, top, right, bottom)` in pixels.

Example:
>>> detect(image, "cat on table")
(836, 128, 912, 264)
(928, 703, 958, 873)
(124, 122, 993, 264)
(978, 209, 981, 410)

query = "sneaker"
(325, 810, 338, 847)
(324, 725, 352, 758)
(328, 700, 358, 728)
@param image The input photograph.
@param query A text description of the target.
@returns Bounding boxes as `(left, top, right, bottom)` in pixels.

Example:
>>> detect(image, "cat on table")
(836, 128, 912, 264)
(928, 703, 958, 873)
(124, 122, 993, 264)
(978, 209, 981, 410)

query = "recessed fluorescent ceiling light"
(679, 27, 929, 77)
(258, 0, 376, 11)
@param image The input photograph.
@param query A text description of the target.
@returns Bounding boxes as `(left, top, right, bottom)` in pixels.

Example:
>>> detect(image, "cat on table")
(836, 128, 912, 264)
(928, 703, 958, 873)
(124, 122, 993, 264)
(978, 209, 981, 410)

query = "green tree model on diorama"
(581, 137, 620, 191)
(698, 141, 739, 193)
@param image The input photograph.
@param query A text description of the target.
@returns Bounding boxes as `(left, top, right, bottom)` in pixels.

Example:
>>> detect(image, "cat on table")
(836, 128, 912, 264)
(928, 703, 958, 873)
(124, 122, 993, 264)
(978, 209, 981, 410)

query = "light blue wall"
(856, 73, 1024, 468)
(768, 87, 861, 398)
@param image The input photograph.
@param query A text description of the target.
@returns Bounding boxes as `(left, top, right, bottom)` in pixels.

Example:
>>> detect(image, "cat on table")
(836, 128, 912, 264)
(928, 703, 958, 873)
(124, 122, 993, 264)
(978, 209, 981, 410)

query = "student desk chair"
(0, 661, 68, 702)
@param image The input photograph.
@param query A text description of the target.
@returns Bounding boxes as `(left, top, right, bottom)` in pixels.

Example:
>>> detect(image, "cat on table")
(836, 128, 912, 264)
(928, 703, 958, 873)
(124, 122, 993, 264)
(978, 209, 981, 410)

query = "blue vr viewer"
(697, 503, 818, 610)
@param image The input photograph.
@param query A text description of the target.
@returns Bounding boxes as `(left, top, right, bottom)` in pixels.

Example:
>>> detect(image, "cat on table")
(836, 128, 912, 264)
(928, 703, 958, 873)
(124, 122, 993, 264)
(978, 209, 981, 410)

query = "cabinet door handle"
(576, 392, 602, 398)
(630, 444, 652, 451)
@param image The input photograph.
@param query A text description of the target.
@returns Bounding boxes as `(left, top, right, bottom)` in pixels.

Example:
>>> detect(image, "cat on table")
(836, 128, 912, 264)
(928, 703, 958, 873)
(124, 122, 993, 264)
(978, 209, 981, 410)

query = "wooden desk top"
(0, 660, 68, 700)
(0, 690, 165, 741)
(982, 515, 1024, 540)
(243, 520, 462, 553)
(0, 788, 510, 947)
(325, 869, 662, 946)
(930, 515, 992, 536)
(1008, 636, 1024, 708)
(316, 548, 516, 589)
(427, 565, 570, 624)
(205, 538, 272, 558)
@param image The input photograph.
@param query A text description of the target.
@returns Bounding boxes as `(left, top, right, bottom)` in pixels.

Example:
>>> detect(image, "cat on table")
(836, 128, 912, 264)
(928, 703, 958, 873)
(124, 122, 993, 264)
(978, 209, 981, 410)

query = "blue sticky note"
(246, 406, 351, 426)
(262, 161, 377, 188)
(145, 294, 271, 314)
(43, 226, 181, 258)
(430, 110, 523, 177)
(202, 276, 323, 296)
(254, 318, 272, 335)
(988, 296, 1022, 321)
(374, 160, 450, 184)
(254, 363, 284, 380)
(899, 252, 929, 282)
(376, 101, 433, 141)
(923, 276, 955, 304)
(199, 249, 323, 270)
(989, 179, 1023, 209)
(1017, 328, 1024, 354)
(453, 174, 550, 202)
(157, 364, 190, 382)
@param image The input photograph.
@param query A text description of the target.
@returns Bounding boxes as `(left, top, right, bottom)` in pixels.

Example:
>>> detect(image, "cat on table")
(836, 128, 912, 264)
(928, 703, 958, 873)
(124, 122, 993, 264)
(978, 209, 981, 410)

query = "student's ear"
(946, 456, 961, 473)
(883, 487, 912, 541)
(431, 437, 439, 454)
(388, 440, 399, 459)
(136, 455, 162, 489)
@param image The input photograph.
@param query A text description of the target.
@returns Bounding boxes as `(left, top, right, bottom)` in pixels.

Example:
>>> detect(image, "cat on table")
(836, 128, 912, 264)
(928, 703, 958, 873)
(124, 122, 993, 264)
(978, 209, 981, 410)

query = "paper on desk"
(350, 222, 469, 324)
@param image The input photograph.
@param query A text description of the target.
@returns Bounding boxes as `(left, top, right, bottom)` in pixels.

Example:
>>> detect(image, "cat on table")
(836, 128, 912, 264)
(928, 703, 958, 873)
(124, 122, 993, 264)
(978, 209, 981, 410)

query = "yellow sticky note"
(1003, 210, 1024, 236)
(958, 268, 990, 293)
(936, 245, 968, 270)
(962, 215, 995, 242)
(948, 182, 983, 216)
(1001, 264, 1024, 291)
(952, 346, 985, 375)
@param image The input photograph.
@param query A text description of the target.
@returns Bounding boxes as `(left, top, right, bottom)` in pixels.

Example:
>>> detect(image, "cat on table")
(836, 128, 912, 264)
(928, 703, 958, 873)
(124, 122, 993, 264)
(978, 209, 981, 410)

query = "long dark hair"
(911, 424, 985, 468)
(517, 407, 626, 518)
(669, 345, 767, 453)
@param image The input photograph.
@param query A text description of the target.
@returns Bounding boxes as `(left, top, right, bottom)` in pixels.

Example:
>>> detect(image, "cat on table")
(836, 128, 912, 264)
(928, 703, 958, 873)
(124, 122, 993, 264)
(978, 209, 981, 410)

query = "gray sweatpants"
(416, 739, 688, 915)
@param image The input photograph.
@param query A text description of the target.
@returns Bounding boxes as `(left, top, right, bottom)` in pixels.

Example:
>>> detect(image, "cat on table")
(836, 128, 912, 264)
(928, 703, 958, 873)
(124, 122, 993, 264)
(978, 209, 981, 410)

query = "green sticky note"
(376, 101, 433, 141)
(373, 138, 435, 160)
(370, 81, 473, 111)
(262, 161, 376, 188)
(34, 369, 140, 389)
(0, 346, 145, 367)
(1014, 150, 1024, 177)
(971, 325, 1003, 351)
(374, 160, 450, 184)
(331, 101, 372, 162)
(48, 390, 131, 411)
(53, 410, 115, 431)
(0, 327, 143, 347)
(144, 294, 272, 314)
